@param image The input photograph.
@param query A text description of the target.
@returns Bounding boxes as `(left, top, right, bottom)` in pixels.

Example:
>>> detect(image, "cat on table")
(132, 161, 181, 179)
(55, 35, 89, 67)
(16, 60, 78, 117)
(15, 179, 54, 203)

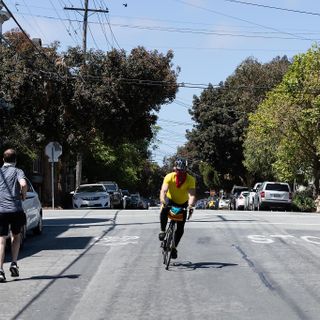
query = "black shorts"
(0, 211, 26, 236)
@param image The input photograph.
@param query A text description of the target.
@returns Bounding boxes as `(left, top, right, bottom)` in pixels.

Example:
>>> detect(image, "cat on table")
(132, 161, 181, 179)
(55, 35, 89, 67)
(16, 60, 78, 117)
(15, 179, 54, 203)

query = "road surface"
(1, 208, 320, 320)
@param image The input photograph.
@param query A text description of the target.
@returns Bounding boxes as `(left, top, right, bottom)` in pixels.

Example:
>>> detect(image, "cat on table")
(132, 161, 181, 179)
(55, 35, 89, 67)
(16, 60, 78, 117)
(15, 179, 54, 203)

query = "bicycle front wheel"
(162, 229, 171, 266)
(165, 223, 175, 270)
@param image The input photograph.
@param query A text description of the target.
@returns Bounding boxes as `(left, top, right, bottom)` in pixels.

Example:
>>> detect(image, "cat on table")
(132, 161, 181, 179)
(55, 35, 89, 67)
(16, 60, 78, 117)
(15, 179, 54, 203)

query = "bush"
(292, 190, 316, 212)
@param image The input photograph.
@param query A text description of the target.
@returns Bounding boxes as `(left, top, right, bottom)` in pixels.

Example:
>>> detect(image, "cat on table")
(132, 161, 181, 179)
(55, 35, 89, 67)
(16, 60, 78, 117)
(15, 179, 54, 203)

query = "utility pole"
(64, 1, 109, 187)
(0, 1, 10, 43)
(64, 1, 109, 63)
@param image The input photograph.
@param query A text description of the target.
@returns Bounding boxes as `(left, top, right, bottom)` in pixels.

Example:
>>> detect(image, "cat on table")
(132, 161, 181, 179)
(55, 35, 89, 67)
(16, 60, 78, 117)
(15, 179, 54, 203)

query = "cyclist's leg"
(175, 213, 187, 247)
(160, 207, 169, 232)
(159, 205, 171, 240)
(160, 199, 173, 231)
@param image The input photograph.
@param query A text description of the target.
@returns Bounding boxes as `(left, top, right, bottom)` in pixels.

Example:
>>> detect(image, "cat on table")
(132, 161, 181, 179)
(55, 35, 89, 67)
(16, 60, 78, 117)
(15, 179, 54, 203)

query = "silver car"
(253, 181, 292, 211)
(72, 184, 111, 209)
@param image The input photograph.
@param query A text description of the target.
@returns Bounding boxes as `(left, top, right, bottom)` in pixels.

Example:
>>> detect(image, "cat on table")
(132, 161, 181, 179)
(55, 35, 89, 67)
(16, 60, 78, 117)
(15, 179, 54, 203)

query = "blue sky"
(1, 0, 319, 164)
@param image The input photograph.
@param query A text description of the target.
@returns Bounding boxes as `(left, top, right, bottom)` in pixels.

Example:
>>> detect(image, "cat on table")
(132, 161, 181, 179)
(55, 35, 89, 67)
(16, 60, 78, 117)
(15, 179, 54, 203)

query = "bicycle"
(161, 206, 192, 270)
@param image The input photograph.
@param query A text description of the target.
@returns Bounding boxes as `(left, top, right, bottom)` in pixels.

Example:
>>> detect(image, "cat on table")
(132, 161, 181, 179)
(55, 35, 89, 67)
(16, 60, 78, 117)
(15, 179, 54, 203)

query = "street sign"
(45, 142, 62, 209)
(45, 141, 62, 162)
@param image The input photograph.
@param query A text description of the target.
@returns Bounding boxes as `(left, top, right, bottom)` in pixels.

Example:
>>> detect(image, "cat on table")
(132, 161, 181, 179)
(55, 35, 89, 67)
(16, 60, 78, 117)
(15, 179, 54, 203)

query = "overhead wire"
(92, 0, 113, 49)
(172, 0, 309, 41)
(19, 0, 47, 40)
(48, 0, 79, 45)
(8, 11, 320, 42)
(224, 0, 320, 17)
(59, 0, 82, 44)
(88, 23, 100, 50)
(99, 0, 121, 50)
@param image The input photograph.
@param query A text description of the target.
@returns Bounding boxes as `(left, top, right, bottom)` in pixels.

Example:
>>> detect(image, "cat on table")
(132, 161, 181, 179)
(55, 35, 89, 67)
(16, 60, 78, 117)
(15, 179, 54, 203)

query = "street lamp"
(0, 2, 10, 43)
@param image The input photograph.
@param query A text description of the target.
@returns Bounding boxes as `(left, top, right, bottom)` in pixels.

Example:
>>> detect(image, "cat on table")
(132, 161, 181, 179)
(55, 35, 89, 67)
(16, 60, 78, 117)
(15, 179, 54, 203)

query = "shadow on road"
(173, 261, 238, 270)
(6, 274, 81, 282)
(5, 217, 114, 262)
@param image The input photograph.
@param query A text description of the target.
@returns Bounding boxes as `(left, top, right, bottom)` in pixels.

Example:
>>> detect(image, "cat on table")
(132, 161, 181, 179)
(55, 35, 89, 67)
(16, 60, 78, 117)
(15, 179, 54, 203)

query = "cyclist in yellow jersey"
(159, 158, 196, 259)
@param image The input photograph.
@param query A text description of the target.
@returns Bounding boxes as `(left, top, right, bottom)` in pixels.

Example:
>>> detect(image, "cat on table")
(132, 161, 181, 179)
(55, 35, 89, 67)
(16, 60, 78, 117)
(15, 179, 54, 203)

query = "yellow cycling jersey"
(163, 172, 196, 204)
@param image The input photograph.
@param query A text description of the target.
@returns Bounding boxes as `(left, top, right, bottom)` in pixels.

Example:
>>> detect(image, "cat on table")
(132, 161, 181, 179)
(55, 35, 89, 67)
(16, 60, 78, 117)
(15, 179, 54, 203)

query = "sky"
(1, 0, 320, 164)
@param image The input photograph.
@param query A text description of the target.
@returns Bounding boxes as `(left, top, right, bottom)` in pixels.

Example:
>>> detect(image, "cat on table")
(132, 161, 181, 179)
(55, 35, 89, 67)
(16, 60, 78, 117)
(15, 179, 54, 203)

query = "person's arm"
(159, 182, 169, 206)
(19, 178, 27, 201)
(188, 188, 196, 207)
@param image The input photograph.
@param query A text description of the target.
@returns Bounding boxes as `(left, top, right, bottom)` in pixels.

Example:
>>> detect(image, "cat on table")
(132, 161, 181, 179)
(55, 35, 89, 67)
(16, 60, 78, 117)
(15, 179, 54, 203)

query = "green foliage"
(199, 162, 220, 189)
(0, 31, 179, 197)
(89, 136, 117, 165)
(187, 56, 290, 189)
(244, 45, 320, 196)
(292, 190, 316, 212)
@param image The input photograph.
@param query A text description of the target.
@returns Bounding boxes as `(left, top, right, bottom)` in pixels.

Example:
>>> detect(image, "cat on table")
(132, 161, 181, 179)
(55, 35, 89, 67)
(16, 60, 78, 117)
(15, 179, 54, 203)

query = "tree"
(0, 30, 180, 202)
(186, 56, 291, 190)
(244, 45, 320, 197)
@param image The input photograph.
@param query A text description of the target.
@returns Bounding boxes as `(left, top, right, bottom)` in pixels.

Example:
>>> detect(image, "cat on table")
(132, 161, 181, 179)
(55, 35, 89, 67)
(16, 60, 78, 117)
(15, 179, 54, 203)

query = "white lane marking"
(301, 236, 320, 244)
(248, 235, 274, 244)
(93, 235, 140, 246)
(248, 234, 320, 245)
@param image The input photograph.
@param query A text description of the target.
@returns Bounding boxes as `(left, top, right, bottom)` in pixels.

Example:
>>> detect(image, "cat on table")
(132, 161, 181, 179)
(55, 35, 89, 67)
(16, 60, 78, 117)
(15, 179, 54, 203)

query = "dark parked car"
(128, 193, 142, 209)
(140, 197, 150, 209)
(98, 181, 122, 208)
(195, 199, 207, 209)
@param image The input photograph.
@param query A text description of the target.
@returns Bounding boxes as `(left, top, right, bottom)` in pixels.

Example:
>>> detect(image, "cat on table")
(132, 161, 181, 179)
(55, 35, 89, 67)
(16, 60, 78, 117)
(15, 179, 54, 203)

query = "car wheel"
(33, 212, 43, 235)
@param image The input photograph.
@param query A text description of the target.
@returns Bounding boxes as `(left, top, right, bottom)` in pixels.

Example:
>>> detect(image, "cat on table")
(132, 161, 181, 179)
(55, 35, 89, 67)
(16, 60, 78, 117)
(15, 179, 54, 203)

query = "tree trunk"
(313, 162, 320, 212)
(75, 153, 82, 188)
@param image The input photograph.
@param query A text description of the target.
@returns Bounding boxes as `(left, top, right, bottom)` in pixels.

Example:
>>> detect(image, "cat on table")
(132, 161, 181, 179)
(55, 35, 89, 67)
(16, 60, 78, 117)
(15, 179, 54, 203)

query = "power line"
(58, 0, 82, 44)
(7, 11, 320, 42)
(48, 0, 79, 45)
(158, 118, 193, 126)
(20, 0, 47, 40)
(173, 0, 309, 41)
(92, 0, 113, 49)
(224, 0, 320, 17)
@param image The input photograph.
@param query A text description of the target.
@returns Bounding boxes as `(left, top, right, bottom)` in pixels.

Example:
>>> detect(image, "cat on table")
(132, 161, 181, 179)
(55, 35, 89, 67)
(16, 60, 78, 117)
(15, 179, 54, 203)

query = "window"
(265, 183, 289, 192)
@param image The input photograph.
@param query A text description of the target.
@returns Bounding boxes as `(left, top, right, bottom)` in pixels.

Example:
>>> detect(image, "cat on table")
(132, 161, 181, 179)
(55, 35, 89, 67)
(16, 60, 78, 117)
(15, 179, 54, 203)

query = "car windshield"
(241, 192, 250, 196)
(77, 185, 105, 193)
(265, 184, 289, 192)
(131, 195, 139, 200)
(104, 184, 117, 191)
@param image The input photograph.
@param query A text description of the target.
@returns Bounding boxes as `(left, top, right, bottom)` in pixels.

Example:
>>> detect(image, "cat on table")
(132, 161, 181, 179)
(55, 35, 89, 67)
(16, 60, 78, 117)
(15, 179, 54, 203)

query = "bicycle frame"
(161, 219, 176, 270)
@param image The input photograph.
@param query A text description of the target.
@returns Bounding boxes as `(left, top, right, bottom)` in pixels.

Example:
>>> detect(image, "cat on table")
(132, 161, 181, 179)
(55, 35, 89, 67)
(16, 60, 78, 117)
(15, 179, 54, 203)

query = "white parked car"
(72, 184, 111, 209)
(247, 182, 262, 210)
(20, 178, 43, 245)
(235, 191, 250, 210)
(218, 197, 230, 209)
(253, 181, 292, 211)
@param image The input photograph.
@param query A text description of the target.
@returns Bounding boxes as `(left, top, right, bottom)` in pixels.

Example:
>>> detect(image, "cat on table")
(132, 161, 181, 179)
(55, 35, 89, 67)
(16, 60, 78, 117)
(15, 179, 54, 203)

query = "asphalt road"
(1, 208, 320, 320)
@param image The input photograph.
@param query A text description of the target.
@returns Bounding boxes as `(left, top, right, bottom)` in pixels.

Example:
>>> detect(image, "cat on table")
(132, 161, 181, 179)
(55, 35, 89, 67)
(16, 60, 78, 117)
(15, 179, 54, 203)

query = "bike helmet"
(175, 157, 187, 171)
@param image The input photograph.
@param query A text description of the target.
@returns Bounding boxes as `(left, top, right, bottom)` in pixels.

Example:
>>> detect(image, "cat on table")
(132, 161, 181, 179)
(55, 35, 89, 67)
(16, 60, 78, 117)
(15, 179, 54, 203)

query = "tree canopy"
(0, 30, 179, 197)
(186, 56, 291, 190)
(244, 45, 320, 196)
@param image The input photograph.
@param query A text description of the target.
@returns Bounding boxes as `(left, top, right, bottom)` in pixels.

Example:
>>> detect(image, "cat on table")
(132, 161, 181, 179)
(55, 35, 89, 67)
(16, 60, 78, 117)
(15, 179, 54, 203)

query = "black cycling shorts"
(0, 211, 26, 236)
